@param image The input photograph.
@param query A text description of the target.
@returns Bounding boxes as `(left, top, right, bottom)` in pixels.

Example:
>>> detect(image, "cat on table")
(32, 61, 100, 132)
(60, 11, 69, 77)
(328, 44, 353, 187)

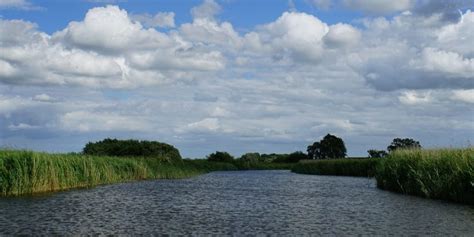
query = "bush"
(207, 151, 234, 162)
(292, 158, 380, 177)
(368, 149, 388, 158)
(83, 138, 182, 162)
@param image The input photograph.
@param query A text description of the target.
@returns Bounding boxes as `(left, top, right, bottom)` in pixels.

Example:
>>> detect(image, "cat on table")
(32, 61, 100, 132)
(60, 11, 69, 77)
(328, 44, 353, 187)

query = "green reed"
(375, 148, 474, 204)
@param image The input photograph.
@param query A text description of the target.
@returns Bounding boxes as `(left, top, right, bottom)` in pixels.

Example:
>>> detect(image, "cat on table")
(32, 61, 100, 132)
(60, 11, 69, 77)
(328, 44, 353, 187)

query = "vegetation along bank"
(1, 137, 473, 205)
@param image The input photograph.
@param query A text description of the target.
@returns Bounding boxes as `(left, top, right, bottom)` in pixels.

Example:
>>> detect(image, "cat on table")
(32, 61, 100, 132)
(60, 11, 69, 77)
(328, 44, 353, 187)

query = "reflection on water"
(0, 170, 473, 235)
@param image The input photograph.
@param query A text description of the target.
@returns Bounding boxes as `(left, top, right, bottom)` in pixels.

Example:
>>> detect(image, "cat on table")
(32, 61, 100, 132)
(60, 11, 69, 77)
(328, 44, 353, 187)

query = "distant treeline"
(83, 138, 182, 162)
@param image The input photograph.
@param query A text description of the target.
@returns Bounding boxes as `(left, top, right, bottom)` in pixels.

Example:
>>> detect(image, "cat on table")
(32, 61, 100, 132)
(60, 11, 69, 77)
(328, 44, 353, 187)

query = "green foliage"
(287, 151, 308, 163)
(262, 153, 289, 163)
(387, 138, 421, 152)
(292, 158, 379, 177)
(368, 149, 388, 158)
(376, 148, 474, 205)
(0, 149, 200, 196)
(307, 134, 347, 159)
(83, 138, 182, 161)
(207, 151, 234, 162)
(240, 152, 262, 163)
(232, 159, 294, 170)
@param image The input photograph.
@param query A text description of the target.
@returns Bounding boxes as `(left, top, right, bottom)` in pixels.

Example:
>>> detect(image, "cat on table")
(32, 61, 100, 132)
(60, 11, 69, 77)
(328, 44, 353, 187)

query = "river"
(0, 170, 473, 235)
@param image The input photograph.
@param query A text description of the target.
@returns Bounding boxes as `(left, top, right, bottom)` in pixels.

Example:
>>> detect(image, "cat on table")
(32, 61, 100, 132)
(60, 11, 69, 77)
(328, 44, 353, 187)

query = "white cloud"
(451, 90, 474, 103)
(60, 111, 153, 132)
(130, 12, 175, 28)
(178, 118, 220, 133)
(1, 3, 473, 156)
(0, 0, 39, 10)
(323, 23, 361, 48)
(399, 90, 432, 105)
(343, 0, 414, 14)
(410, 48, 474, 78)
(54, 5, 171, 52)
(253, 11, 329, 62)
(191, 0, 221, 20)
(33, 94, 54, 102)
(8, 123, 40, 130)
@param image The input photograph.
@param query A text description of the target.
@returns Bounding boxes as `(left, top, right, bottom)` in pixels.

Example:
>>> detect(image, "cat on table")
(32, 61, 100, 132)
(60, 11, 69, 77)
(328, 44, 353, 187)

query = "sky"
(0, 0, 473, 158)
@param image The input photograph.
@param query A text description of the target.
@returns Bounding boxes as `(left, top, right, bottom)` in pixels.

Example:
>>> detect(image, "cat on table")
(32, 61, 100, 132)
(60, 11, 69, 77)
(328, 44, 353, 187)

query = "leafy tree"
(262, 153, 289, 163)
(82, 138, 182, 161)
(307, 134, 347, 159)
(367, 149, 388, 158)
(387, 138, 421, 152)
(240, 152, 261, 163)
(207, 151, 234, 162)
(287, 151, 308, 163)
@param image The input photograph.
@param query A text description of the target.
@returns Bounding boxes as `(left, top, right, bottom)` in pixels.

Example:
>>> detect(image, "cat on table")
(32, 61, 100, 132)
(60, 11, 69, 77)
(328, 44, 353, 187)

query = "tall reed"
(0, 150, 204, 196)
(375, 148, 474, 204)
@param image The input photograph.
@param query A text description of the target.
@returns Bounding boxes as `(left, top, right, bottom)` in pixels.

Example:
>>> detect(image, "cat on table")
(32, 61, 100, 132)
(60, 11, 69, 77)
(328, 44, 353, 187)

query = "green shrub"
(83, 138, 182, 161)
(207, 151, 234, 162)
(292, 158, 379, 177)
(375, 148, 474, 204)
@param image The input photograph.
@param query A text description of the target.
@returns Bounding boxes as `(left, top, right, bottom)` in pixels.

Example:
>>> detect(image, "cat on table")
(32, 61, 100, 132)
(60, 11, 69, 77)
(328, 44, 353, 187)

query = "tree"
(387, 138, 421, 152)
(240, 152, 261, 163)
(287, 151, 308, 163)
(82, 138, 182, 161)
(307, 134, 347, 159)
(207, 151, 234, 162)
(367, 149, 388, 158)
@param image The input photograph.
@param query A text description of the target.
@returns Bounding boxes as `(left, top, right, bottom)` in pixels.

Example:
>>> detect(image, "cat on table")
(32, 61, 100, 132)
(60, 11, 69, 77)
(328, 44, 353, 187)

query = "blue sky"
(0, 0, 473, 157)
(1, 0, 362, 34)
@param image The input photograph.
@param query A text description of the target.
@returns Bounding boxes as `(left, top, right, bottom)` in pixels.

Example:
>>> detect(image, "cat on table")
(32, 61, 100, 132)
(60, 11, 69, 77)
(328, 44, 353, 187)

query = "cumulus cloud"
(323, 23, 361, 48)
(251, 11, 329, 62)
(1, 1, 473, 156)
(351, 10, 474, 91)
(130, 12, 175, 28)
(191, 0, 221, 20)
(0, 5, 228, 88)
(54, 5, 171, 52)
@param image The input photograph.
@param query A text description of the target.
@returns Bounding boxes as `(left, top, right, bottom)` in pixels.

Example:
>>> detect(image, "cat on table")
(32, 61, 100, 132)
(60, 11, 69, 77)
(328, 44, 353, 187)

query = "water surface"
(1, 170, 473, 235)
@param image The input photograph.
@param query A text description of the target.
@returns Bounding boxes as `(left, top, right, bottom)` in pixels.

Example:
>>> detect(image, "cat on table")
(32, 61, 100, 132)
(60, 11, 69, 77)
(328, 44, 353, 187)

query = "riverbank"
(376, 148, 474, 205)
(292, 148, 474, 205)
(0, 149, 292, 196)
(0, 150, 200, 196)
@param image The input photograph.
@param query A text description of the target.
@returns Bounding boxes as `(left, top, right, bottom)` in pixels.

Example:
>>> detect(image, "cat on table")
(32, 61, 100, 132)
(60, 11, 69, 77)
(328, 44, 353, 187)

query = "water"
(0, 170, 473, 235)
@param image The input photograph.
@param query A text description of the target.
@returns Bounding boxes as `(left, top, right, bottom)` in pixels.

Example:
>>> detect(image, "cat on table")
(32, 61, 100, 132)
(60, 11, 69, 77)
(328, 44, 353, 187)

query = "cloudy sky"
(0, 0, 473, 158)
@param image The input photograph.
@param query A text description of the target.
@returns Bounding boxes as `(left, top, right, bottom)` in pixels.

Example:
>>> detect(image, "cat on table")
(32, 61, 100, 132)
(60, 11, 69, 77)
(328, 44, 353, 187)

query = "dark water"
(0, 170, 473, 235)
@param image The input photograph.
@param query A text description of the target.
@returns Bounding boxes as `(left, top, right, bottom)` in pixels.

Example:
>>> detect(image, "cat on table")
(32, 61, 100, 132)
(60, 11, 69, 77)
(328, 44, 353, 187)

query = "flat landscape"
(1, 0, 473, 235)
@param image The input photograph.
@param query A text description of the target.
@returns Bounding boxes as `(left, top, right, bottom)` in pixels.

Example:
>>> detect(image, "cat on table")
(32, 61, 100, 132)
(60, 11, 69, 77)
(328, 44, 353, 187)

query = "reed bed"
(292, 158, 379, 177)
(0, 150, 204, 196)
(375, 148, 474, 204)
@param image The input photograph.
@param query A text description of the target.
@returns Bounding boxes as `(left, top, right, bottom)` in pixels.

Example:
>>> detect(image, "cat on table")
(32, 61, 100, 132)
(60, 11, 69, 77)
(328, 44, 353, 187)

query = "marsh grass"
(375, 148, 474, 204)
(292, 158, 379, 177)
(0, 150, 205, 196)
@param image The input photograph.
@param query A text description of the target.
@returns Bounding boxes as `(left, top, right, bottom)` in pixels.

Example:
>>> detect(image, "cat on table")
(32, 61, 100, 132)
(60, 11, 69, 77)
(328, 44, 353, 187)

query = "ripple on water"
(0, 170, 473, 235)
